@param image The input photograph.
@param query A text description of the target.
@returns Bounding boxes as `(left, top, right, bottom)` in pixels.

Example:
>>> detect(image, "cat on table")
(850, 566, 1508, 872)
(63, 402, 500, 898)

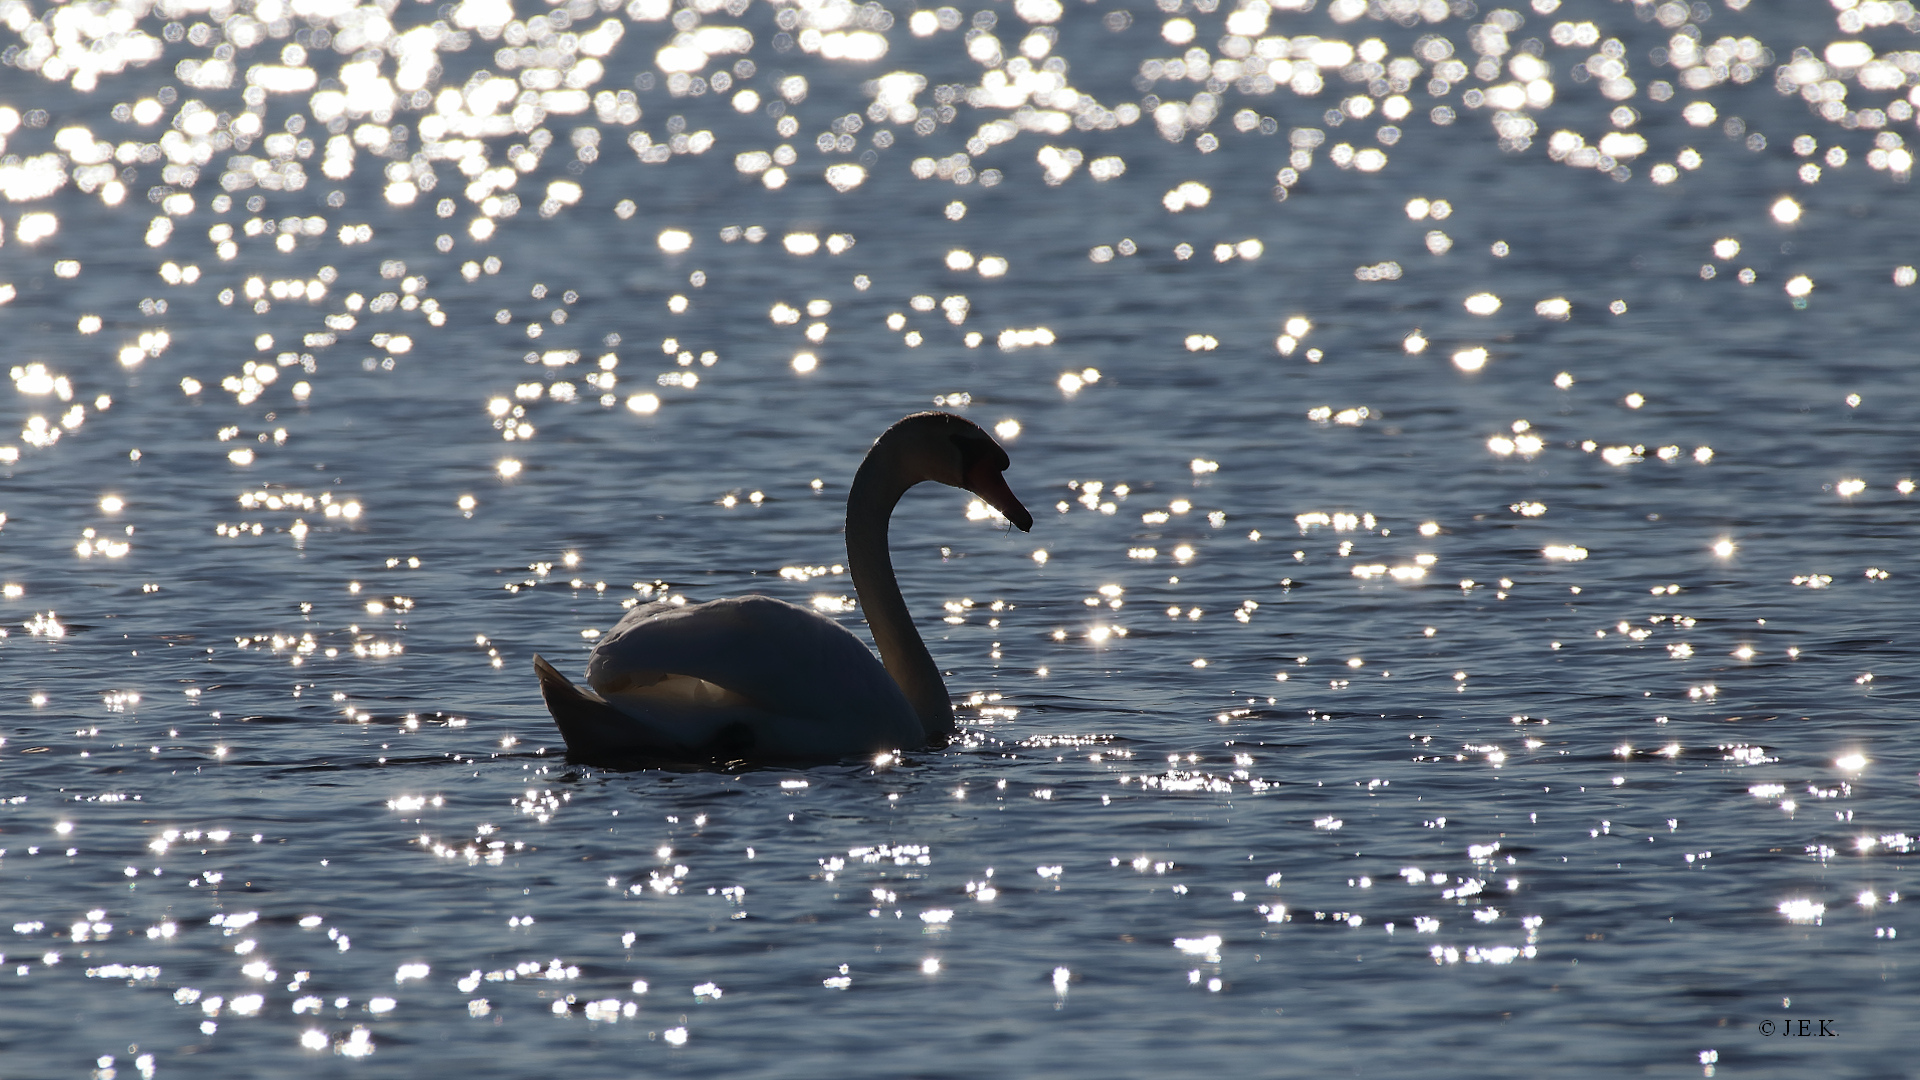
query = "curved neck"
(846, 447, 952, 746)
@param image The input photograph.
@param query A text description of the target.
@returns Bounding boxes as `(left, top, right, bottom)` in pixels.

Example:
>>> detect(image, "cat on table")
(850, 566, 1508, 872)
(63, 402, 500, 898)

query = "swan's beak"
(966, 460, 1033, 532)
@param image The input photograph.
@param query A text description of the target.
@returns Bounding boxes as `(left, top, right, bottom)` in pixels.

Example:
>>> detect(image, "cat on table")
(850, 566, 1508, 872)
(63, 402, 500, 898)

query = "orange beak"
(966, 459, 1033, 532)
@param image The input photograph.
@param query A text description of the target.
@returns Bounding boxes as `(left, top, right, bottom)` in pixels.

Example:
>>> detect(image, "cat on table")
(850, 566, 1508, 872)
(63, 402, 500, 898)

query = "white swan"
(533, 412, 1033, 762)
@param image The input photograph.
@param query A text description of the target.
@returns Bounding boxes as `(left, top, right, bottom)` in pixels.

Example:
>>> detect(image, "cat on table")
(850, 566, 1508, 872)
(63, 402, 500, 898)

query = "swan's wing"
(584, 596, 921, 745)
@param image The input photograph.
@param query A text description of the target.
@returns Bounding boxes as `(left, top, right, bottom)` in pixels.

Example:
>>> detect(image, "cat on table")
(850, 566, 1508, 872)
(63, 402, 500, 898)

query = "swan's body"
(538, 596, 922, 760)
(534, 412, 1032, 763)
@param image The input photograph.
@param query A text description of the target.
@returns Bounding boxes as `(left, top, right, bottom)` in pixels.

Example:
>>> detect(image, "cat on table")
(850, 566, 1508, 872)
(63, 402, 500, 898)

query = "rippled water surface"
(3, 0, 1919, 1074)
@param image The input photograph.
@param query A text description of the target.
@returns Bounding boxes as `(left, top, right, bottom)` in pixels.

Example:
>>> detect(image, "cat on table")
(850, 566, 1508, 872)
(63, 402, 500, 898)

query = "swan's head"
(887, 412, 1033, 532)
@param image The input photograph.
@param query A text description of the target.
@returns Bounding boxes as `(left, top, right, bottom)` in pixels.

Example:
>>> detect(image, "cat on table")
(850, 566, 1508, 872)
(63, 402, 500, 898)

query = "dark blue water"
(2, 0, 1916, 1074)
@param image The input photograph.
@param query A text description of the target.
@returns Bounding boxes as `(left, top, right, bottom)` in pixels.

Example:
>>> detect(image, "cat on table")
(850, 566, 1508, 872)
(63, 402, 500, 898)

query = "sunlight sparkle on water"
(0, 0, 1909, 1071)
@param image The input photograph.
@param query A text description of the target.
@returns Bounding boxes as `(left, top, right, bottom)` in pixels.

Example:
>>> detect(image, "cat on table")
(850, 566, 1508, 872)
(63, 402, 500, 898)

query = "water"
(2, 0, 1917, 1073)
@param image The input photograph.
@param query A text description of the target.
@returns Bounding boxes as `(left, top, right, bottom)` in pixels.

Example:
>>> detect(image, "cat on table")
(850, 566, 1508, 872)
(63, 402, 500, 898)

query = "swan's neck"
(847, 449, 952, 746)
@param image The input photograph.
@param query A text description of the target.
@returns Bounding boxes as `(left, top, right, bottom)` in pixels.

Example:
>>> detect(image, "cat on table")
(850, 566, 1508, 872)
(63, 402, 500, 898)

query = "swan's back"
(582, 595, 923, 758)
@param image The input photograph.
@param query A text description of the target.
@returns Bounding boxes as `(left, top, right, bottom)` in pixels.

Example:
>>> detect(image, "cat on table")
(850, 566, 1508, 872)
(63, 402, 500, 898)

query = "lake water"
(2, 0, 1917, 1074)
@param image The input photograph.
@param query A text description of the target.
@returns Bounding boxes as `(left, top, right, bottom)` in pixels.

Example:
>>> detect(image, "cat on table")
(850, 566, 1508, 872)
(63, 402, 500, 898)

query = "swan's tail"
(535, 654, 744, 764)
(533, 654, 635, 742)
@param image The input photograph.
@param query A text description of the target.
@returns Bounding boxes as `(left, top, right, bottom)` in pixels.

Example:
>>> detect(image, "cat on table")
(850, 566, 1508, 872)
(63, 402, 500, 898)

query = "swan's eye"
(952, 434, 1008, 473)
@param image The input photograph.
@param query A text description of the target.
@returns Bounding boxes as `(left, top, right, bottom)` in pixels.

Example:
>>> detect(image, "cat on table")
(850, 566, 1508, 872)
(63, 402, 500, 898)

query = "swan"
(533, 411, 1034, 763)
